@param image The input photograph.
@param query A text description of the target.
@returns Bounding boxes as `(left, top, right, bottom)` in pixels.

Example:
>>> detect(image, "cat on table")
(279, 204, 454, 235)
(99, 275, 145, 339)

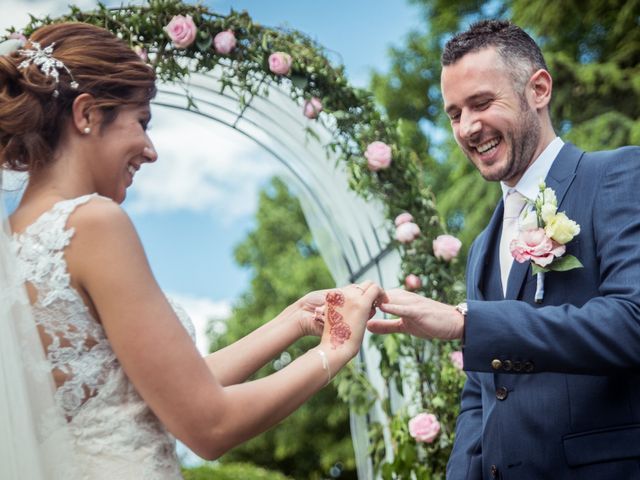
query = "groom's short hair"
(441, 20, 548, 93)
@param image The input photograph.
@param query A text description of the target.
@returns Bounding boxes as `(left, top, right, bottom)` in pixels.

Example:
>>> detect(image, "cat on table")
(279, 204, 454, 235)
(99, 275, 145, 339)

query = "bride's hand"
(319, 282, 385, 359)
(295, 289, 330, 337)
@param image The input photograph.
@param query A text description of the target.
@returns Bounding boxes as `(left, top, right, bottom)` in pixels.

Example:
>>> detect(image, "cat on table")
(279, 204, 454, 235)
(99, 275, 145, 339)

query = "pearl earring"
(83, 127, 91, 135)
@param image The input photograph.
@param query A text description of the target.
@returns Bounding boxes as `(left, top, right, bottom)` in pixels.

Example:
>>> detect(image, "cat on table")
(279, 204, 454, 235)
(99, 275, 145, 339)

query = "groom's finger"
(366, 318, 405, 334)
(378, 303, 413, 319)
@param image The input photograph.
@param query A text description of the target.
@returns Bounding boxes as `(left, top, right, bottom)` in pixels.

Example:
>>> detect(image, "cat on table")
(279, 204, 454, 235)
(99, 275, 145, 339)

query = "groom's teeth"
(477, 138, 500, 153)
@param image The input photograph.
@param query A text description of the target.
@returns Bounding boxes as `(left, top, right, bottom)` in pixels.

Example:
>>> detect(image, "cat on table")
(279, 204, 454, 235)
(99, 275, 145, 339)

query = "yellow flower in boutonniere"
(545, 212, 580, 245)
(510, 181, 583, 303)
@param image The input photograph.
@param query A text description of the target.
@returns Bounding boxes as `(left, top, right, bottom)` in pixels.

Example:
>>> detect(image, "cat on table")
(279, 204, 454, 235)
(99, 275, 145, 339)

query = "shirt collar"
(500, 136, 564, 201)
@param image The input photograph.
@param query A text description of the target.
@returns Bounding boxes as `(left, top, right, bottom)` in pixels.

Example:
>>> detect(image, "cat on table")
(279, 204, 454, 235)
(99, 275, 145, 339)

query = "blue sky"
(3, 0, 423, 352)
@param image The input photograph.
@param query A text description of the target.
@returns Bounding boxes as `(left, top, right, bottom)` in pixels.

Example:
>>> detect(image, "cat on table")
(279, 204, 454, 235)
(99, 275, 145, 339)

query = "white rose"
(544, 212, 580, 244)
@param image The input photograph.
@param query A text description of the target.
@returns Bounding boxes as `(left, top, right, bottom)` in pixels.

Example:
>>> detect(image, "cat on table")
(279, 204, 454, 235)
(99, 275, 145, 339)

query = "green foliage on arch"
(6, 1, 466, 477)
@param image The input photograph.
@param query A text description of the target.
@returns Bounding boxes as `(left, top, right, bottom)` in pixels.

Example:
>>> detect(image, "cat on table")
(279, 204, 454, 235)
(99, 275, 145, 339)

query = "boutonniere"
(510, 181, 583, 303)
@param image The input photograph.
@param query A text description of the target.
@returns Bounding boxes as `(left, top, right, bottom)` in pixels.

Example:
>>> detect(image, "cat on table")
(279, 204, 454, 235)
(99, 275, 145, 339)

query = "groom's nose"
(460, 110, 481, 141)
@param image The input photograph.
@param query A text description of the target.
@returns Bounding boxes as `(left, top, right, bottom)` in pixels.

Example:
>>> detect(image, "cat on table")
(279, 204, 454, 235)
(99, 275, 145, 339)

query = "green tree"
(209, 177, 356, 480)
(372, 0, 640, 254)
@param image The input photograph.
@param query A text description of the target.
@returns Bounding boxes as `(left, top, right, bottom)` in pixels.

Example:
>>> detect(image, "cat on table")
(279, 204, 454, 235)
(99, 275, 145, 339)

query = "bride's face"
(91, 103, 157, 203)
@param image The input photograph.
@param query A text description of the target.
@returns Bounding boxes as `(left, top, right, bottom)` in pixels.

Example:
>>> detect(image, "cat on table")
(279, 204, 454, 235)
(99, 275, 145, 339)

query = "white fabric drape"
(0, 170, 78, 479)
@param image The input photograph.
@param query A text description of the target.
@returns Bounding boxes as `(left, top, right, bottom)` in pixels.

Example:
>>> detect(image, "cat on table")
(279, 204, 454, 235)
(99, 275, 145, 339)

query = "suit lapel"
(505, 143, 583, 300)
(470, 200, 504, 301)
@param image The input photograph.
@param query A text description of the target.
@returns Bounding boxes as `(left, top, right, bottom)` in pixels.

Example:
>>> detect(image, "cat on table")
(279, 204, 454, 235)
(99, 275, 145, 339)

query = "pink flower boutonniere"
(510, 181, 583, 302)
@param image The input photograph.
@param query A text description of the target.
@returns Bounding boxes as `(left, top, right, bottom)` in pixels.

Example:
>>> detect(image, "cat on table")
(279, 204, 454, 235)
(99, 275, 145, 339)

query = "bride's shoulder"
(69, 195, 132, 228)
(67, 195, 141, 248)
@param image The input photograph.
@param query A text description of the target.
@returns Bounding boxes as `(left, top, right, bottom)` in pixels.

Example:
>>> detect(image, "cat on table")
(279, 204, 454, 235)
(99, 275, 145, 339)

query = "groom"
(368, 20, 640, 479)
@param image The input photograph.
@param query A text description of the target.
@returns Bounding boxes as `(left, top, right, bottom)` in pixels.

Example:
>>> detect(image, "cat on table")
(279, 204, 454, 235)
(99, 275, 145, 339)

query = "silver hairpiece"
(17, 41, 79, 97)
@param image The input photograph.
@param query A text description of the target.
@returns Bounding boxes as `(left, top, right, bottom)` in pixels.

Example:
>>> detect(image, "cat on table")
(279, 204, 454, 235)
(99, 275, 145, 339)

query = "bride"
(0, 22, 383, 479)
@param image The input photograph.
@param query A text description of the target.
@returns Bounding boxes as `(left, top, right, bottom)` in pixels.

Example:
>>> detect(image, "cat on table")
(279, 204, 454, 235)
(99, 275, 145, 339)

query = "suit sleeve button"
(491, 359, 502, 370)
(502, 360, 512, 371)
(524, 361, 534, 372)
(513, 361, 522, 372)
(496, 386, 508, 400)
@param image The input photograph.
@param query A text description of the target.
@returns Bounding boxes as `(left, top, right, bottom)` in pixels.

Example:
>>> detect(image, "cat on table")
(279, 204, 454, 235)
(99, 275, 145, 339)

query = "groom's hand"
(366, 288, 464, 340)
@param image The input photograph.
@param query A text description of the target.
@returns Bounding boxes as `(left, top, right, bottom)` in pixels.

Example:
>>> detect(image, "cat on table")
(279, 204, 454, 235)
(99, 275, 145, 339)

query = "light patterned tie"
(499, 189, 527, 295)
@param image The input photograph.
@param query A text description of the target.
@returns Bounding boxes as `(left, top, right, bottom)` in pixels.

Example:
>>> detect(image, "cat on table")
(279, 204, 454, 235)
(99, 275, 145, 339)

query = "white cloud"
(1, 0, 121, 32)
(167, 292, 232, 355)
(128, 107, 282, 223)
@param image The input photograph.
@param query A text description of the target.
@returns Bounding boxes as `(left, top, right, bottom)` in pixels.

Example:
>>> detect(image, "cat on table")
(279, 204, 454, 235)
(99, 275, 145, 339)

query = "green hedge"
(182, 462, 293, 480)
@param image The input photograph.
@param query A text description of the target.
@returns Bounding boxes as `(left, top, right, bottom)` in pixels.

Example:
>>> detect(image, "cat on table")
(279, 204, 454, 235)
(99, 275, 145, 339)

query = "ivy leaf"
(196, 35, 212, 51)
(304, 126, 320, 143)
(290, 74, 308, 90)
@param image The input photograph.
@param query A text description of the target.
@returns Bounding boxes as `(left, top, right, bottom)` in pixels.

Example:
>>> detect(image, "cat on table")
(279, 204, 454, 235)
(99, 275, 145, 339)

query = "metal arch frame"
(153, 68, 396, 286)
(153, 68, 400, 479)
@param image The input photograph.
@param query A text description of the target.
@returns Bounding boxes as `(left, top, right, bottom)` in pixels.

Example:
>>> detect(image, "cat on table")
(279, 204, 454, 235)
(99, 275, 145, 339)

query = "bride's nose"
(142, 146, 158, 163)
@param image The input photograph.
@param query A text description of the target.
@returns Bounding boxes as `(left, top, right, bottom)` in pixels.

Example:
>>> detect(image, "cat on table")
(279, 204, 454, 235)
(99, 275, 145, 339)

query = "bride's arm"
(68, 200, 375, 460)
(204, 292, 325, 386)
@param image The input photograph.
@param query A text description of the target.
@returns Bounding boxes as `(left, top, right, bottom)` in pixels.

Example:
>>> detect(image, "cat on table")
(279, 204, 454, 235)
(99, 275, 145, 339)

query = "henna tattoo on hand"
(327, 307, 342, 326)
(329, 322, 351, 348)
(326, 291, 345, 307)
(325, 290, 351, 348)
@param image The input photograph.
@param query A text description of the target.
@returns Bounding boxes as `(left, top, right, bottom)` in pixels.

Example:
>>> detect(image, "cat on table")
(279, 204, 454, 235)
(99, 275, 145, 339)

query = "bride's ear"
(71, 93, 102, 135)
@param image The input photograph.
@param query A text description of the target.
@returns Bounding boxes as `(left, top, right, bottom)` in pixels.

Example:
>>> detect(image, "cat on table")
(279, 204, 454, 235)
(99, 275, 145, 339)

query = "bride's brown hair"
(0, 22, 157, 173)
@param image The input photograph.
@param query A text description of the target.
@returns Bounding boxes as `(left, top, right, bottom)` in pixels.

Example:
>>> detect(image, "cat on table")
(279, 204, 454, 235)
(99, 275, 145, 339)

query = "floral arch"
(6, 1, 465, 477)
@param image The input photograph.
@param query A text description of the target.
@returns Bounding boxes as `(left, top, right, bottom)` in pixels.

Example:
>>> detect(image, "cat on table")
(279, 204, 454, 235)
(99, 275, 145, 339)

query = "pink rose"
(450, 351, 464, 370)
(164, 15, 197, 49)
(433, 234, 462, 261)
(8, 32, 27, 46)
(364, 141, 392, 171)
(133, 45, 148, 62)
(396, 222, 421, 244)
(408, 413, 441, 443)
(405, 274, 422, 290)
(510, 228, 565, 267)
(303, 97, 323, 119)
(394, 212, 414, 226)
(214, 30, 237, 55)
(268, 52, 293, 75)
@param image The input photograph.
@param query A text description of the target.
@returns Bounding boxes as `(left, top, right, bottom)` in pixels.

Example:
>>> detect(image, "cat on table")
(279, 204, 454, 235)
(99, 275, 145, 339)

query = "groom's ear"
(528, 69, 552, 112)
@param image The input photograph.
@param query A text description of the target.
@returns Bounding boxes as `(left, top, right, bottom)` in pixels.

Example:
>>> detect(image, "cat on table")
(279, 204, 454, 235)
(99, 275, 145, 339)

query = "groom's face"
(441, 47, 541, 186)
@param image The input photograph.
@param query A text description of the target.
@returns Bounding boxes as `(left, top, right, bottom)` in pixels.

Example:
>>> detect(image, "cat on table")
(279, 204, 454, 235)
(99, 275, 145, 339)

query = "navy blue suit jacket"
(447, 143, 640, 479)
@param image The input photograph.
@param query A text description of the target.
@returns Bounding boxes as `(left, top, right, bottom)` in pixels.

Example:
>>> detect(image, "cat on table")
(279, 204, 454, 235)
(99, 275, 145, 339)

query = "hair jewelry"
(17, 41, 79, 97)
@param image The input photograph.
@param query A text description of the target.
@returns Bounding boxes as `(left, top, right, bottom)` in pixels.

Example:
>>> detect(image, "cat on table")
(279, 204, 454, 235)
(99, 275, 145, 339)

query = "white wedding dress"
(10, 193, 194, 479)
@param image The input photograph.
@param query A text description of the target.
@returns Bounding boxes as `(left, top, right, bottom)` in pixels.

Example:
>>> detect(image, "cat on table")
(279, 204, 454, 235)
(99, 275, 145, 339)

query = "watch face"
(456, 302, 468, 315)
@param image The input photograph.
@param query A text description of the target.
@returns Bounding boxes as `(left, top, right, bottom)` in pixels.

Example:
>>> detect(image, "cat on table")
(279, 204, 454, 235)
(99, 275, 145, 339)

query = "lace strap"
(17, 194, 100, 252)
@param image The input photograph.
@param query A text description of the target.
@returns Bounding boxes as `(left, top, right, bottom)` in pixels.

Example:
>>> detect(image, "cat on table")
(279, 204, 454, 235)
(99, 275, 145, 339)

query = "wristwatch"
(455, 302, 468, 317)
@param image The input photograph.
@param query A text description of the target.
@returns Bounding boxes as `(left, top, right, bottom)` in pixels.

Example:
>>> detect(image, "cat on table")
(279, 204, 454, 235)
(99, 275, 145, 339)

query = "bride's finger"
(361, 283, 384, 304)
(348, 280, 374, 295)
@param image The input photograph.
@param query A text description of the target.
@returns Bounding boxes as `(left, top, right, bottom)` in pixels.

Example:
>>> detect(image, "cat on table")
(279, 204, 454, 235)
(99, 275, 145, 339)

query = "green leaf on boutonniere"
(549, 254, 583, 272)
(531, 264, 550, 275)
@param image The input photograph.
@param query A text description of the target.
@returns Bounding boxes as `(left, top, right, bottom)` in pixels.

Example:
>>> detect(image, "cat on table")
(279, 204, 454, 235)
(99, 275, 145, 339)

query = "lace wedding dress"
(10, 194, 195, 479)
